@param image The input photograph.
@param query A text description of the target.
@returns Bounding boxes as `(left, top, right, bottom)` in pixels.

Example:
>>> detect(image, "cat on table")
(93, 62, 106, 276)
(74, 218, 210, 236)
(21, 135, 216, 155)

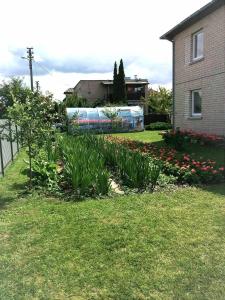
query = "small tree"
(147, 86, 172, 116)
(1, 91, 57, 187)
(0, 77, 30, 118)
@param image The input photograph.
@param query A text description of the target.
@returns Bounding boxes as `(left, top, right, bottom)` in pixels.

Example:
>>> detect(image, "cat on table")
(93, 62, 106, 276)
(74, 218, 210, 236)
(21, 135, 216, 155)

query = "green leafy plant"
(0, 90, 58, 187)
(157, 173, 178, 187)
(0, 77, 30, 117)
(63, 93, 87, 108)
(145, 122, 172, 131)
(77, 134, 161, 192)
(170, 129, 224, 147)
(59, 135, 110, 197)
(106, 136, 225, 185)
(147, 86, 172, 115)
(32, 154, 59, 191)
(162, 130, 189, 150)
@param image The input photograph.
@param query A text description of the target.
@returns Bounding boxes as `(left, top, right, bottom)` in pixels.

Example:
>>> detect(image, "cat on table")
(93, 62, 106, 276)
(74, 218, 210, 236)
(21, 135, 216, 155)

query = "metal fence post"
(15, 125, 19, 152)
(8, 120, 14, 161)
(0, 136, 4, 177)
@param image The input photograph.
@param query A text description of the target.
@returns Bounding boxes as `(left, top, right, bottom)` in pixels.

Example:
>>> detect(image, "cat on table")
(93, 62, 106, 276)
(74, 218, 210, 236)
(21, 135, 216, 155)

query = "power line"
(33, 60, 53, 76)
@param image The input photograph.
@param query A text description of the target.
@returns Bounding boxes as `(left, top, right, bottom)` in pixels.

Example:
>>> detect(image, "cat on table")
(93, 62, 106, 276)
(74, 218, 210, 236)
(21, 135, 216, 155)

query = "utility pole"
(35, 81, 40, 93)
(27, 47, 34, 91)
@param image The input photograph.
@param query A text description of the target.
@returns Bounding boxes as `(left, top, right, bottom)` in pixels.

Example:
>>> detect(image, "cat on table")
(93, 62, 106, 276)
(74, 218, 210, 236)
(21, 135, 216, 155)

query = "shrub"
(185, 130, 224, 146)
(32, 151, 59, 191)
(157, 174, 178, 187)
(145, 122, 172, 131)
(162, 129, 225, 149)
(161, 130, 189, 150)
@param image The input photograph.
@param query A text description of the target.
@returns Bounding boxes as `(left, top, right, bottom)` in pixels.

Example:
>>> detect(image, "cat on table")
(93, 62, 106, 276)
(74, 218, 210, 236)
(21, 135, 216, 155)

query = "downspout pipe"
(172, 40, 175, 131)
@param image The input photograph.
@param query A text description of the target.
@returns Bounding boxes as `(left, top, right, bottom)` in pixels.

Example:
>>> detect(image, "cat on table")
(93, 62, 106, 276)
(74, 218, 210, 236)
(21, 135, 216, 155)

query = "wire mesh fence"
(0, 119, 20, 177)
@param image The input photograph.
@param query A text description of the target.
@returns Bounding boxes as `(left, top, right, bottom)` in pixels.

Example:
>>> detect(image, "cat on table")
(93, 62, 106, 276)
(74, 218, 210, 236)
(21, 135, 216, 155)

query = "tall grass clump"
(77, 134, 161, 191)
(103, 142, 161, 191)
(60, 135, 109, 196)
(116, 147, 161, 191)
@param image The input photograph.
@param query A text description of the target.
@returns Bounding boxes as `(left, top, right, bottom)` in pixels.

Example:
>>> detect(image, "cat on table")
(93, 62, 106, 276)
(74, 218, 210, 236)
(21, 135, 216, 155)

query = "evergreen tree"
(118, 59, 127, 101)
(113, 61, 118, 102)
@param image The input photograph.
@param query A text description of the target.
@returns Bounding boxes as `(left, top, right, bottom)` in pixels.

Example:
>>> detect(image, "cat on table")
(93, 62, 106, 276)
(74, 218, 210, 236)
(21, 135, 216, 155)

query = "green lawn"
(111, 130, 163, 143)
(1, 151, 225, 299)
(112, 130, 225, 165)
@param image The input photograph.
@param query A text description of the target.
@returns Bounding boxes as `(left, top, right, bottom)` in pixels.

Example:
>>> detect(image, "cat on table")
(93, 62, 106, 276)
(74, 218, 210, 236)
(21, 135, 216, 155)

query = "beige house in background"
(64, 78, 149, 107)
(161, 0, 225, 136)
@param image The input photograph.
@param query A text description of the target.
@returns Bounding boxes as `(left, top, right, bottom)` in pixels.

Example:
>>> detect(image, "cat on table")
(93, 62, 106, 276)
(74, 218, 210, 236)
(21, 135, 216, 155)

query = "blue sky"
(0, 0, 209, 100)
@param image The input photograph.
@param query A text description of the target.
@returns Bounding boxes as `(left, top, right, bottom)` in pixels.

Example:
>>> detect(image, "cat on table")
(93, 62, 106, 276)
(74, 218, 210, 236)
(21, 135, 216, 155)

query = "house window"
(192, 30, 204, 60)
(191, 90, 202, 116)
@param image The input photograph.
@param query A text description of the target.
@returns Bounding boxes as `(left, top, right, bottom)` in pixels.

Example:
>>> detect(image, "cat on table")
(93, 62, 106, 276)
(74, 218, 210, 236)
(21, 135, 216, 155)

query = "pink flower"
(183, 155, 190, 161)
(201, 167, 208, 171)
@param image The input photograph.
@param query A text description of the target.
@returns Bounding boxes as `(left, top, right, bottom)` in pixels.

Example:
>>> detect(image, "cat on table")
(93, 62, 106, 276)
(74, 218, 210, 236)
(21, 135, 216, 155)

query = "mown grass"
(112, 130, 225, 165)
(111, 130, 163, 143)
(0, 151, 225, 299)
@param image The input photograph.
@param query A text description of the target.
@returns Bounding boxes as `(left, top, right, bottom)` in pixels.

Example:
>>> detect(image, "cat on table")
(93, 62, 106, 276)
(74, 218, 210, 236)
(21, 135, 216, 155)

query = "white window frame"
(192, 30, 204, 61)
(191, 89, 202, 117)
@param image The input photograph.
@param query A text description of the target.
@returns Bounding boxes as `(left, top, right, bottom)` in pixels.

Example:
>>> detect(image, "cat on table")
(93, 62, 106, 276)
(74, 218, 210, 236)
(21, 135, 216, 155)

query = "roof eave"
(160, 0, 225, 41)
(102, 82, 149, 85)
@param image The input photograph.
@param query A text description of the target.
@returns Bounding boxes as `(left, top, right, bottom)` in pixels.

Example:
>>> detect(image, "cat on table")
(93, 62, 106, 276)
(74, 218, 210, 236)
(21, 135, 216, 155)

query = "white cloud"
(0, 0, 210, 99)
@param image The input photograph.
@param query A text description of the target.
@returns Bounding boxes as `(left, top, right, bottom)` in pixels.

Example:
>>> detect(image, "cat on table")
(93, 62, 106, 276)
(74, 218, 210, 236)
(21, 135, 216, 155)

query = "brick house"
(64, 78, 149, 107)
(161, 0, 225, 135)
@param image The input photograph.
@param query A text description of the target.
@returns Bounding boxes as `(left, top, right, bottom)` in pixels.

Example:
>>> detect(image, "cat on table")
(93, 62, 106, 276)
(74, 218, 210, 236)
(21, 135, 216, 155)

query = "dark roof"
(102, 79, 148, 85)
(64, 88, 74, 94)
(160, 0, 225, 41)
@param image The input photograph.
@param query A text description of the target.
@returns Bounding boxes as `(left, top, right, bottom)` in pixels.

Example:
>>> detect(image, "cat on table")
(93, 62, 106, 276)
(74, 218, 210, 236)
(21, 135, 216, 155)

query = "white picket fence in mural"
(0, 119, 20, 177)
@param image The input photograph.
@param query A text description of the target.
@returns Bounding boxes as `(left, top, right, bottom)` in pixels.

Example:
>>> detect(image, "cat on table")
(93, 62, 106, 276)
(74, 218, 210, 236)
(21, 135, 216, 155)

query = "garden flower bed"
(32, 134, 162, 197)
(106, 136, 225, 184)
(162, 129, 225, 148)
